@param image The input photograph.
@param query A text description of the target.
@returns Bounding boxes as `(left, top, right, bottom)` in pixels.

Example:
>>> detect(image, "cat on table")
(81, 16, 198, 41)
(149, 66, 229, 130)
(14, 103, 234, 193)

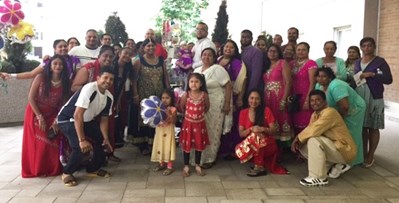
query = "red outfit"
(21, 83, 64, 177)
(155, 44, 168, 60)
(180, 92, 209, 152)
(238, 107, 288, 174)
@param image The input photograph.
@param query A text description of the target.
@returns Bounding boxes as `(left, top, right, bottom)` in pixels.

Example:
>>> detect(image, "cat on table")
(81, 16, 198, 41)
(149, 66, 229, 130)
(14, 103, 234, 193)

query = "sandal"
(182, 166, 190, 177)
(108, 154, 121, 162)
(195, 165, 206, 176)
(87, 169, 112, 178)
(162, 168, 174, 176)
(363, 159, 375, 168)
(62, 174, 77, 187)
(153, 165, 167, 172)
(200, 162, 215, 169)
(247, 168, 267, 177)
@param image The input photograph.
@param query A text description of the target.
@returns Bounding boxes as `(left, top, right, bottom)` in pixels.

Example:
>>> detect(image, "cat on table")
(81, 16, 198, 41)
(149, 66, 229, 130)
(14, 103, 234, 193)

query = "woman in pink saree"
(290, 42, 317, 134)
(263, 44, 294, 150)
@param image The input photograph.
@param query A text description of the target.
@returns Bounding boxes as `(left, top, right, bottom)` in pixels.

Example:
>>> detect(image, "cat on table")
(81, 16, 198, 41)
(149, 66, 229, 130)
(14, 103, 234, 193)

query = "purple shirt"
(241, 45, 264, 91)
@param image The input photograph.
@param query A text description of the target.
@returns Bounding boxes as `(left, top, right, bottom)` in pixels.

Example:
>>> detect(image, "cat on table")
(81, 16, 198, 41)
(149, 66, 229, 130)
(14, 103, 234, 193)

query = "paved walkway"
(0, 118, 399, 203)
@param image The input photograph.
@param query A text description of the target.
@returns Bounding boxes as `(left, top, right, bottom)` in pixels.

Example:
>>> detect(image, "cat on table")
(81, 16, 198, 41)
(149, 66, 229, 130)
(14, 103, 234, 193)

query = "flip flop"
(182, 166, 190, 177)
(153, 165, 167, 172)
(62, 174, 77, 187)
(195, 166, 206, 176)
(87, 169, 112, 178)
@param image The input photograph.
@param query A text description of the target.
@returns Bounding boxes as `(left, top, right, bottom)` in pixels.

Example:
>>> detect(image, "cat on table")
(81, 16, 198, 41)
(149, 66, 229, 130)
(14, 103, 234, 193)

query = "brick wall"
(379, 0, 399, 103)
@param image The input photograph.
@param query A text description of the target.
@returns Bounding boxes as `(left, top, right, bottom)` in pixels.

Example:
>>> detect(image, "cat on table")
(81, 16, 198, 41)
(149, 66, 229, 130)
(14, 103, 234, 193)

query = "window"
(334, 25, 351, 58)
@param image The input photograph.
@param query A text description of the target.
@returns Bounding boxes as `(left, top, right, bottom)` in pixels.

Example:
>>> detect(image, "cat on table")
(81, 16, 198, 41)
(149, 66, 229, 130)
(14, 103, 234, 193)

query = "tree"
(212, 0, 229, 46)
(155, 0, 209, 43)
(260, 31, 273, 48)
(105, 12, 129, 45)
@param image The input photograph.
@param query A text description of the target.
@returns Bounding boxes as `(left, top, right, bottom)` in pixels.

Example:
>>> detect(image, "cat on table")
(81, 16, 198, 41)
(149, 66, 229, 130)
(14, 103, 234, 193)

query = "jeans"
(58, 121, 106, 174)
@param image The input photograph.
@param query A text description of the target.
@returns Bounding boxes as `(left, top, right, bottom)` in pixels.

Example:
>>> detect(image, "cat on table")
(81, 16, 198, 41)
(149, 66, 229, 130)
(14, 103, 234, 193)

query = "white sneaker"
(300, 177, 328, 187)
(328, 163, 351, 179)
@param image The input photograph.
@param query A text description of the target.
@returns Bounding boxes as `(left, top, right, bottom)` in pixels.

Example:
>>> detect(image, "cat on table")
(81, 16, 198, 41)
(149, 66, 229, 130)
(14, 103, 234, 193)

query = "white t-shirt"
(68, 45, 100, 66)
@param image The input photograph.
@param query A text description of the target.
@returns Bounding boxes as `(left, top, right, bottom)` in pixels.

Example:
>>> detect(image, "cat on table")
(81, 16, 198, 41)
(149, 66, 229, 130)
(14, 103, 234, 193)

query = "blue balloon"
(140, 96, 167, 127)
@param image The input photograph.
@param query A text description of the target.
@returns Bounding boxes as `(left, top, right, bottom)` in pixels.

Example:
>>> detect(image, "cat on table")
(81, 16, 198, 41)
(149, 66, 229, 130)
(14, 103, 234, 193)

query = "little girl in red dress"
(179, 73, 210, 177)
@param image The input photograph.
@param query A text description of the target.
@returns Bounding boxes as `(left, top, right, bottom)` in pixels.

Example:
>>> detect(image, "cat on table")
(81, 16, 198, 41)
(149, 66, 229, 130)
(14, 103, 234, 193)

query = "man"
(240, 29, 264, 93)
(100, 33, 113, 46)
(291, 90, 356, 187)
(273, 34, 283, 48)
(57, 66, 114, 186)
(191, 22, 216, 69)
(280, 27, 299, 52)
(69, 29, 101, 65)
(145, 28, 168, 60)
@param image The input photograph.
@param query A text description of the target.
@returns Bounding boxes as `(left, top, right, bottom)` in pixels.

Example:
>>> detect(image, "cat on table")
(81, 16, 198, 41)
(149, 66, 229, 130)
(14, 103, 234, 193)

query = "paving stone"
(121, 197, 164, 203)
(386, 177, 399, 187)
(8, 197, 56, 203)
(351, 180, 392, 188)
(185, 182, 225, 197)
(221, 200, 262, 203)
(126, 181, 147, 189)
(85, 181, 127, 191)
(387, 198, 399, 203)
(77, 189, 124, 203)
(225, 188, 267, 199)
(37, 182, 88, 198)
(207, 196, 228, 203)
(147, 175, 185, 189)
(165, 189, 185, 197)
(184, 174, 221, 182)
(165, 197, 207, 203)
(221, 180, 261, 189)
(124, 188, 165, 198)
(371, 165, 396, 177)
(359, 188, 399, 198)
(0, 189, 19, 201)
(53, 197, 79, 203)
(265, 188, 305, 196)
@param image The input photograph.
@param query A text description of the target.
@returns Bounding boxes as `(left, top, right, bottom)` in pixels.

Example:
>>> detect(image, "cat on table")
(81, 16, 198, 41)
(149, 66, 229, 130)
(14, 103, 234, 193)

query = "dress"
(151, 107, 177, 162)
(180, 92, 209, 152)
(217, 57, 246, 156)
(291, 60, 317, 130)
(316, 79, 366, 165)
(21, 83, 64, 177)
(238, 107, 288, 174)
(194, 64, 231, 164)
(134, 56, 165, 144)
(263, 60, 294, 144)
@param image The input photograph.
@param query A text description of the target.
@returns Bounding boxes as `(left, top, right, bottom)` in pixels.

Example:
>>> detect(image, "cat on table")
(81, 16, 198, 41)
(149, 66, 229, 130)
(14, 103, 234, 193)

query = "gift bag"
(235, 132, 267, 163)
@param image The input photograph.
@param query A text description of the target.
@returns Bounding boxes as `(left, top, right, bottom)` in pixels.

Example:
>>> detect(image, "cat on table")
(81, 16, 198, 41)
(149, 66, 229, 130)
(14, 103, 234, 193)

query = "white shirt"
(192, 38, 216, 69)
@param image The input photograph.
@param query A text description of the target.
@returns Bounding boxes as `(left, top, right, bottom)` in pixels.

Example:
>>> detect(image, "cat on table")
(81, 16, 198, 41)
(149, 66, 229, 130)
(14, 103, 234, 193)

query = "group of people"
(0, 23, 393, 187)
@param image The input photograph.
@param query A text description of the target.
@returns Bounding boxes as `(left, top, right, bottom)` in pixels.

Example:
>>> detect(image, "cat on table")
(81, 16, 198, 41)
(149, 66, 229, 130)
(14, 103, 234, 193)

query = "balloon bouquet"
(0, 0, 35, 48)
(0, 0, 35, 94)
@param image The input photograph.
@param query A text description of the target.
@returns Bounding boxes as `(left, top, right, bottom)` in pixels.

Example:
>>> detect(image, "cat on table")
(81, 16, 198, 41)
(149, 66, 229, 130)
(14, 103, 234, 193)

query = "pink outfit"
(291, 59, 317, 130)
(263, 60, 293, 141)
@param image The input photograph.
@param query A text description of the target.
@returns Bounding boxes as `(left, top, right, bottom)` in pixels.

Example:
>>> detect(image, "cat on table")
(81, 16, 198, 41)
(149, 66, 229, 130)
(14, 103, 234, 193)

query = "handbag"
(287, 94, 301, 113)
(47, 129, 57, 140)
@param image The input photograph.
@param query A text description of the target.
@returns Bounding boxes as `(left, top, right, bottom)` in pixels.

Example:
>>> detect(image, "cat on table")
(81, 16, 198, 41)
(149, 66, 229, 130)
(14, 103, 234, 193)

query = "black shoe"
(247, 168, 267, 177)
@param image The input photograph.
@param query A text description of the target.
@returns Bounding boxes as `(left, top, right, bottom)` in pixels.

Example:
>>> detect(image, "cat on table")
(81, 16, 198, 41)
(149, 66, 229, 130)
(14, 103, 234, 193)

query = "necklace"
(51, 80, 61, 86)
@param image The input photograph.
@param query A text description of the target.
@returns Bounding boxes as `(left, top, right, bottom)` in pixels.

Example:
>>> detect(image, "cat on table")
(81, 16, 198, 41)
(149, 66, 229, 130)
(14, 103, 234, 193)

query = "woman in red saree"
(237, 89, 288, 176)
(22, 55, 71, 177)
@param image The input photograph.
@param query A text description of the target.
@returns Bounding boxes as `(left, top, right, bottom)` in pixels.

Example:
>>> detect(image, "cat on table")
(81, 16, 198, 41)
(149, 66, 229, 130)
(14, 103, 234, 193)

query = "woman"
(345, 46, 361, 87)
(315, 67, 366, 166)
(237, 89, 288, 176)
(291, 42, 317, 134)
(67, 37, 80, 52)
(21, 55, 70, 177)
(108, 47, 135, 160)
(283, 44, 295, 64)
(315, 41, 347, 81)
(71, 45, 114, 92)
(263, 44, 293, 151)
(194, 48, 232, 169)
(217, 39, 247, 160)
(131, 38, 170, 155)
(255, 35, 269, 73)
(1, 39, 80, 81)
(354, 37, 393, 167)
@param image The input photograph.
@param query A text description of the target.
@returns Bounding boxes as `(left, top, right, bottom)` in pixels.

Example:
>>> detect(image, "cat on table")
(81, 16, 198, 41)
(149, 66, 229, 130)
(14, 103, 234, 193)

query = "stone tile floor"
(0, 118, 399, 203)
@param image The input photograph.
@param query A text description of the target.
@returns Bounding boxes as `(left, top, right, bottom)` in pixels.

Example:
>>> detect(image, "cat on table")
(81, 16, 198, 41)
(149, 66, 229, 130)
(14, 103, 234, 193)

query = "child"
(179, 73, 210, 177)
(151, 89, 177, 176)
(174, 42, 193, 78)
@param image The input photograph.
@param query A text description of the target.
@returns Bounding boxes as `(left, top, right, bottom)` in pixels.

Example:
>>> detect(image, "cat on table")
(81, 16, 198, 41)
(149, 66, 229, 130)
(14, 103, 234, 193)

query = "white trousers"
(299, 137, 347, 179)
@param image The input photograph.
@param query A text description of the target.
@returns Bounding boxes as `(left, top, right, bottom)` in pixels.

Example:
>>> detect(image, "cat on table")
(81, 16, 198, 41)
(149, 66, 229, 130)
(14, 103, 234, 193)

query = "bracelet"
(79, 138, 86, 143)
(10, 73, 17, 80)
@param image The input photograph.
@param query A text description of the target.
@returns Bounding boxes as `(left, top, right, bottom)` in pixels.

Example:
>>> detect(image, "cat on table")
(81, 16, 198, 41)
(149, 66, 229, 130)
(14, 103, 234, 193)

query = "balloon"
(7, 20, 34, 44)
(140, 96, 167, 127)
(0, 0, 24, 26)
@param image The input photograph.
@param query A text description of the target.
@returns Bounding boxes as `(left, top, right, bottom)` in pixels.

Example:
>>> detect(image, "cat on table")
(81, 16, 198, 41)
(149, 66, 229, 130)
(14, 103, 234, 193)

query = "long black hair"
(43, 55, 70, 102)
(247, 88, 265, 126)
(186, 72, 208, 93)
(160, 88, 175, 107)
